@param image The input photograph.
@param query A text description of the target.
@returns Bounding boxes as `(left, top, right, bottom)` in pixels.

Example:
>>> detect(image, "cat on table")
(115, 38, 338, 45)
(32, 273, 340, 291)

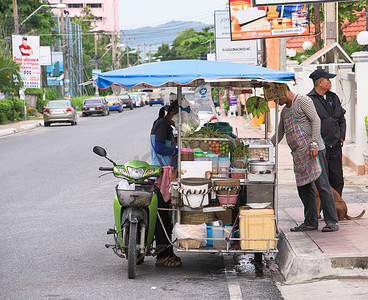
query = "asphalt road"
(0, 106, 282, 300)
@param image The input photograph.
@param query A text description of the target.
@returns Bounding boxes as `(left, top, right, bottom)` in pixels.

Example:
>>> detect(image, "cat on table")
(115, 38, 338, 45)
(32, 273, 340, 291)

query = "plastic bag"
(172, 96, 200, 130)
(172, 223, 207, 246)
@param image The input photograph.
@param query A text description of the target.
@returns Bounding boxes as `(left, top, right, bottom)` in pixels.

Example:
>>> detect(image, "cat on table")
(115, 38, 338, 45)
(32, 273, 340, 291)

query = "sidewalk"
(219, 113, 368, 284)
(0, 119, 43, 137)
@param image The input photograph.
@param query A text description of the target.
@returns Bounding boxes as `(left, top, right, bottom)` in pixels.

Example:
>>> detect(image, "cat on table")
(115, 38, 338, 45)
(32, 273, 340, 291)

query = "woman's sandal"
(290, 223, 318, 232)
(155, 256, 182, 268)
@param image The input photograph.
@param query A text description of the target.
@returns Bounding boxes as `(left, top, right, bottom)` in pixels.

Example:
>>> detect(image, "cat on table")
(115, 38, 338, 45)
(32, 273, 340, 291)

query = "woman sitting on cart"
(150, 100, 182, 267)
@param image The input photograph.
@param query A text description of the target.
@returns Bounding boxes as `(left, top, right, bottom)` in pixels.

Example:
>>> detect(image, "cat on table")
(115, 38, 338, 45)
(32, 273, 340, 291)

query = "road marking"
(224, 255, 243, 300)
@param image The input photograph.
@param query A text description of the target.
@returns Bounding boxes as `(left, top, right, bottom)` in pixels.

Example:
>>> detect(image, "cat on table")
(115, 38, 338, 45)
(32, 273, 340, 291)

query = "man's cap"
(22, 37, 27, 40)
(309, 69, 336, 81)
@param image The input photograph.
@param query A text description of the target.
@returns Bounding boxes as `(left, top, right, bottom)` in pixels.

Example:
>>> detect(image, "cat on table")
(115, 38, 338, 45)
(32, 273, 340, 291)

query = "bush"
(0, 97, 24, 124)
(27, 107, 38, 116)
(70, 96, 90, 110)
(365, 116, 368, 143)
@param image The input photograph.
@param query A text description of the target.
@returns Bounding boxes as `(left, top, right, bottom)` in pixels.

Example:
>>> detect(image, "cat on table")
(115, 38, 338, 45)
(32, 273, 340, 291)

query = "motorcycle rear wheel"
(128, 222, 138, 279)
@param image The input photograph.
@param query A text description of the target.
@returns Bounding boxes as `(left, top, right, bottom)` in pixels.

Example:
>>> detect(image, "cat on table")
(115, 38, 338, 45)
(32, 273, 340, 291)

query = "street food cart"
(96, 60, 295, 262)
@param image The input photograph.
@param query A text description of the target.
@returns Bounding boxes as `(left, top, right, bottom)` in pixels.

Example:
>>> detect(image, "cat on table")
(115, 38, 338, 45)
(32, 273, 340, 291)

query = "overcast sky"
(118, 0, 228, 29)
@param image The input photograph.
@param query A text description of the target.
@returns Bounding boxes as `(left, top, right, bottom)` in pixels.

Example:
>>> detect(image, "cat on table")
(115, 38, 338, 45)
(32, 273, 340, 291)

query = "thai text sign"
(253, 0, 349, 6)
(12, 35, 40, 88)
(229, 0, 310, 41)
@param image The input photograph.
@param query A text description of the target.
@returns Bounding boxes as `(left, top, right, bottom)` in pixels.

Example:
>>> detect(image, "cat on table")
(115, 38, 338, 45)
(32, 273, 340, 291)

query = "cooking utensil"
(249, 159, 274, 173)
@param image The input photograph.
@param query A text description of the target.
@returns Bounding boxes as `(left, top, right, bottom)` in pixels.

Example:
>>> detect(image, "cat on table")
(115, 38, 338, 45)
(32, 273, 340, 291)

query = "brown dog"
(314, 183, 366, 221)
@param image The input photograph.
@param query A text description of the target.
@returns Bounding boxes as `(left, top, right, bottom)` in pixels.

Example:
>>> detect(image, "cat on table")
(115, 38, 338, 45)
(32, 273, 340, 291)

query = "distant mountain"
(120, 20, 212, 51)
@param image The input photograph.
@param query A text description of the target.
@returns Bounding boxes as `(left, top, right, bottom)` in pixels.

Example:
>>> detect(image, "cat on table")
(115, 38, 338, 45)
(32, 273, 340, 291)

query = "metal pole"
(274, 99, 279, 224)
(177, 86, 183, 183)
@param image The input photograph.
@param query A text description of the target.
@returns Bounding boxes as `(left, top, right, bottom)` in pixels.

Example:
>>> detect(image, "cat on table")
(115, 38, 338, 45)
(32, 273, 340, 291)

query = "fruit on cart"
(200, 141, 210, 151)
(189, 140, 200, 148)
(246, 96, 270, 118)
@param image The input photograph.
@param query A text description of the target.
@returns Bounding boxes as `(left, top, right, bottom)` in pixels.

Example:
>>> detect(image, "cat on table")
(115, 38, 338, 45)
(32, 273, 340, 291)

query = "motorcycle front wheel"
(128, 222, 138, 279)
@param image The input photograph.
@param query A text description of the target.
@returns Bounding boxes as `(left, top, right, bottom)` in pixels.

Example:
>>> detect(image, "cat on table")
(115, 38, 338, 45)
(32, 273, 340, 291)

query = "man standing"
(307, 69, 346, 196)
(271, 87, 339, 232)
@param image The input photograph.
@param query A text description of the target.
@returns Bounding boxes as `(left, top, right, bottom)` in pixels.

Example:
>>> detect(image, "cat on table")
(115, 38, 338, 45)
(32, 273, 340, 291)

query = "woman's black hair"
(152, 106, 166, 129)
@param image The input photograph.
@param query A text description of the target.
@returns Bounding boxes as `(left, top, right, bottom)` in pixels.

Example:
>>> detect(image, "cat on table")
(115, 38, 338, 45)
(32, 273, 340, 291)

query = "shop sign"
(229, 0, 310, 41)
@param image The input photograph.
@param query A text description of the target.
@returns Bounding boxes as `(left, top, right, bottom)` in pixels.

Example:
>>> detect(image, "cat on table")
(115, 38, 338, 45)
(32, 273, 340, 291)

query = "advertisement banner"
(229, 0, 310, 41)
(215, 10, 257, 65)
(253, 0, 348, 6)
(46, 52, 64, 86)
(39, 46, 52, 66)
(12, 35, 40, 88)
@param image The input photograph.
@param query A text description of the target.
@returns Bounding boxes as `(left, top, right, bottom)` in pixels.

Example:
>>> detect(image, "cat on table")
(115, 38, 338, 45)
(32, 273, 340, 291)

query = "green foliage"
(27, 107, 37, 116)
(365, 116, 368, 142)
(154, 27, 215, 60)
(0, 0, 58, 45)
(0, 97, 24, 124)
(0, 42, 23, 93)
(69, 96, 90, 110)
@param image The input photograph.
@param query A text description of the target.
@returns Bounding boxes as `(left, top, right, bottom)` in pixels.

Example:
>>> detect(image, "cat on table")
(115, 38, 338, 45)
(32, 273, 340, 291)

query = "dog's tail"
(346, 209, 366, 220)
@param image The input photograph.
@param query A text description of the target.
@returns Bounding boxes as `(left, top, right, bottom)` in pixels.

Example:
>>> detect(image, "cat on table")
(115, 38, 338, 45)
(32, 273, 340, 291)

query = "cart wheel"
(254, 252, 263, 263)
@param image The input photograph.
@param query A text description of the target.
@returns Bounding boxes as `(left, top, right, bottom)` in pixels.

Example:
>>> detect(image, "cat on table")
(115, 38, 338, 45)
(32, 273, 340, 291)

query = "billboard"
(12, 35, 40, 88)
(229, 0, 310, 41)
(253, 0, 348, 6)
(215, 10, 257, 65)
(46, 52, 64, 86)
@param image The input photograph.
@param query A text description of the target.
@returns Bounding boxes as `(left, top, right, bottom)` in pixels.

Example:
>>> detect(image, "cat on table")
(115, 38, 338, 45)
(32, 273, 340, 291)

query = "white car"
(139, 92, 149, 105)
(128, 92, 145, 107)
(197, 104, 218, 129)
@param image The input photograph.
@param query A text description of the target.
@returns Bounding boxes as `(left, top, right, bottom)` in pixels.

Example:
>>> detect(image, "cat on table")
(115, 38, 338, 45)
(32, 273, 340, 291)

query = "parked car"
(197, 104, 218, 128)
(128, 92, 145, 107)
(105, 95, 123, 113)
(149, 92, 164, 106)
(43, 100, 77, 126)
(139, 92, 149, 105)
(118, 94, 133, 110)
(81, 97, 109, 117)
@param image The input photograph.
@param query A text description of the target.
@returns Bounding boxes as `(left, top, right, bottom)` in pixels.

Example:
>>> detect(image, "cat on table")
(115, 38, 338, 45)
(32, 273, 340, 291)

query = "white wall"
(284, 59, 367, 174)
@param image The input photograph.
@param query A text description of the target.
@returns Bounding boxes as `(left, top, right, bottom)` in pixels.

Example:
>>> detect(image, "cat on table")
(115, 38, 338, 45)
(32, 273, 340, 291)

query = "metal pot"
(249, 159, 274, 173)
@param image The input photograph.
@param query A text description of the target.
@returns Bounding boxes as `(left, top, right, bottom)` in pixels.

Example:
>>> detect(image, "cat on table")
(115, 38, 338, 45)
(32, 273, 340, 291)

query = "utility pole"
(13, 0, 20, 34)
(94, 32, 99, 96)
(126, 39, 129, 67)
(314, 3, 322, 52)
(324, 2, 338, 63)
(60, 9, 70, 99)
(112, 32, 116, 70)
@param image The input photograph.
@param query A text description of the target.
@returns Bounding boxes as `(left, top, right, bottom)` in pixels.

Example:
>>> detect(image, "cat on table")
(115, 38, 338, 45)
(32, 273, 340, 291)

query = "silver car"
(43, 100, 77, 126)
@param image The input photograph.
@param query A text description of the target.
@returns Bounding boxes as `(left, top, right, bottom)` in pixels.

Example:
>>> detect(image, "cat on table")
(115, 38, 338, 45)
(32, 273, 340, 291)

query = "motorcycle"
(93, 146, 161, 279)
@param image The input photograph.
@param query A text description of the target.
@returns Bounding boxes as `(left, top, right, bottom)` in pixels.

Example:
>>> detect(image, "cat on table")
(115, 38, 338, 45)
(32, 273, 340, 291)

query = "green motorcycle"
(93, 146, 161, 279)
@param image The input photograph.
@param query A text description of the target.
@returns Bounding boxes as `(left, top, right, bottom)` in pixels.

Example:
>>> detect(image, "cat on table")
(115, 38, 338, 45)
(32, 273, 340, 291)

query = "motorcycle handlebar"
(99, 167, 114, 172)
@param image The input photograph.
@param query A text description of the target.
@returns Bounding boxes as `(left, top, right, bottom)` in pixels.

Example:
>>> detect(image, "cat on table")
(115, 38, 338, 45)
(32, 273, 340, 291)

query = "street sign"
(39, 46, 51, 66)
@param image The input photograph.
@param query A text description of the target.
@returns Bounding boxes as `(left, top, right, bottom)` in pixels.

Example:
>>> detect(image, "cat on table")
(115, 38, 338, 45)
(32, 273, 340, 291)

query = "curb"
(276, 209, 368, 283)
(0, 128, 18, 137)
(19, 122, 43, 131)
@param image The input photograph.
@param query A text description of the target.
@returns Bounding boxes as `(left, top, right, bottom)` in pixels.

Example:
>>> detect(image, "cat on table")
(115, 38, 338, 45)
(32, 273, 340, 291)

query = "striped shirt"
(271, 94, 325, 151)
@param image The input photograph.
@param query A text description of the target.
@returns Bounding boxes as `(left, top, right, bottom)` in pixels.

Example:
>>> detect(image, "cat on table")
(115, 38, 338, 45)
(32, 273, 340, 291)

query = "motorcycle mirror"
(93, 146, 107, 157)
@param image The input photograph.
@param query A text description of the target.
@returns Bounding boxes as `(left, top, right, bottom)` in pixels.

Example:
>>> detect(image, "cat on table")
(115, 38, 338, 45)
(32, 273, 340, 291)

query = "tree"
(154, 27, 215, 60)
(0, 0, 58, 46)
(0, 41, 22, 93)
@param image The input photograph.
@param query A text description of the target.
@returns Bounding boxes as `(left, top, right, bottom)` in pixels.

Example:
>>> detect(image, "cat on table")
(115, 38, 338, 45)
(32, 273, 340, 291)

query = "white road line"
(224, 255, 243, 300)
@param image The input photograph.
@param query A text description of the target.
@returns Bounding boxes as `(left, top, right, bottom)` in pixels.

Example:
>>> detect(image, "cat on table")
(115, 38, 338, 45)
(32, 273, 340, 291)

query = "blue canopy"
(96, 60, 295, 89)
